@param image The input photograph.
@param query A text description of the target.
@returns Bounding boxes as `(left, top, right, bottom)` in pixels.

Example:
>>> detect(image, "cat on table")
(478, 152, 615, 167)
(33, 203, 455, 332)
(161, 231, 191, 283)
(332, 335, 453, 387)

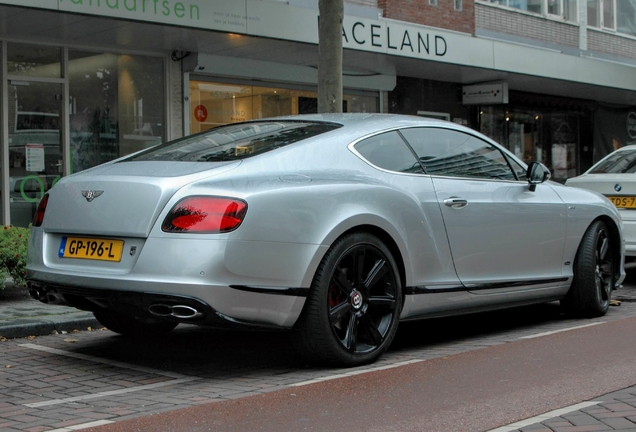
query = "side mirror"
(527, 162, 551, 192)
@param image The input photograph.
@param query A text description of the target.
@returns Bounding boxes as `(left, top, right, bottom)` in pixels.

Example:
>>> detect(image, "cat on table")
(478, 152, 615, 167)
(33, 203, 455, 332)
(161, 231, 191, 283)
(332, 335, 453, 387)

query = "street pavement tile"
(563, 413, 608, 425)
(601, 402, 636, 412)
(599, 417, 636, 429)
(592, 411, 636, 419)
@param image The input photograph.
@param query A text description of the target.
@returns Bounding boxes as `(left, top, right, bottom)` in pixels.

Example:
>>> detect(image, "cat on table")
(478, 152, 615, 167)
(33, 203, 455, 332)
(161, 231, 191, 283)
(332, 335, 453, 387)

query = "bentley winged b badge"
(81, 190, 104, 202)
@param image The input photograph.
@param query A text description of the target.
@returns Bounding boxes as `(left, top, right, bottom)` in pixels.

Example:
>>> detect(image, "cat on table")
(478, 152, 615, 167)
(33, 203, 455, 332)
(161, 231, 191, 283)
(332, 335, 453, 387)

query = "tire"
(93, 310, 178, 338)
(291, 232, 403, 367)
(561, 220, 614, 318)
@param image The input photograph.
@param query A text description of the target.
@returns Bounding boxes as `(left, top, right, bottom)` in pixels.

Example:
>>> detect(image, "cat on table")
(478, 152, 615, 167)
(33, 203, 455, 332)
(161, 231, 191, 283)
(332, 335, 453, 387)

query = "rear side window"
(400, 127, 519, 180)
(354, 131, 424, 174)
(126, 121, 341, 162)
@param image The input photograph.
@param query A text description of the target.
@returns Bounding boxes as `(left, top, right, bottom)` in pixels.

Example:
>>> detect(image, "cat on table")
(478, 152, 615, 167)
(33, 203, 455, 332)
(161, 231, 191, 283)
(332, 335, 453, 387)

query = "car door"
(399, 127, 568, 292)
(351, 130, 462, 291)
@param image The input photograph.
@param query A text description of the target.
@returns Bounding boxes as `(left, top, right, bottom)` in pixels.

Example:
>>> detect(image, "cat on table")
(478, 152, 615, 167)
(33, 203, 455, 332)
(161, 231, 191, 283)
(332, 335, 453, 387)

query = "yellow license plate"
(58, 237, 124, 262)
(607, 196, 636, 209)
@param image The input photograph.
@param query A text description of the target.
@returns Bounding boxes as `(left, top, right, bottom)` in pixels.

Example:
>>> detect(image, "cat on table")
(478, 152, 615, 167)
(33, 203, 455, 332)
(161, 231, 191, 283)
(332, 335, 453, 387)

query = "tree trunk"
(317, 0, 343, 113)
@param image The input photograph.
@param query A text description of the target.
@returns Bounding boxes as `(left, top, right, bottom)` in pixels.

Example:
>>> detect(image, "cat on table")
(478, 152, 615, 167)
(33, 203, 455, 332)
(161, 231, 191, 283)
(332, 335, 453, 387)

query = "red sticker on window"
(194, 105, 208, 122)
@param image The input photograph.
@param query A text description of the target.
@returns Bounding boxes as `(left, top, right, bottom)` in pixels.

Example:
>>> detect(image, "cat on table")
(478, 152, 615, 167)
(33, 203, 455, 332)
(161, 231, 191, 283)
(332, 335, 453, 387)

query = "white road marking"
(26, 378, 196, 407)
(518, 322, 605, 339)
(19, 343, 190, 378)
(291, 359, 425, 387)
(46, 420, 115, 431)
(487, 401, 602, 431)
(20, 343, 197, 407)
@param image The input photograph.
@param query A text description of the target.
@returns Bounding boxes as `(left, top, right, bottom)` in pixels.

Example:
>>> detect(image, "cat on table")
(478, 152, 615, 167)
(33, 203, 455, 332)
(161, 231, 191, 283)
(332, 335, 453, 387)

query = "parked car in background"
(567, 146, 636, 259)
(27, 114, 625, 366)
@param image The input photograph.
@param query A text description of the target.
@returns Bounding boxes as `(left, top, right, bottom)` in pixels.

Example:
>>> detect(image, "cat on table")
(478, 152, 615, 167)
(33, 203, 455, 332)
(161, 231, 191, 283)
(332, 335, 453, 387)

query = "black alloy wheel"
(562, 220, 614, 317)
(292, 232, 402, 366)
(593, 224, 614, 306)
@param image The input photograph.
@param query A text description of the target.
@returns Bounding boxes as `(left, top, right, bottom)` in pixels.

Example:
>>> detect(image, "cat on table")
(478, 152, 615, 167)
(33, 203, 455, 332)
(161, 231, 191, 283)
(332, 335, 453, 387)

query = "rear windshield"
(589, 149, 636, 174)
(125, 121, 341, 162)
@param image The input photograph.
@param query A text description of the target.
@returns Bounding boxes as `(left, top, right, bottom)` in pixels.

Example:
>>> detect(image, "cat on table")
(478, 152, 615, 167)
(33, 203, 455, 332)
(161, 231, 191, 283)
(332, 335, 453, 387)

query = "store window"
(189, 81, 378, 133)
(8, 81, 63, 227)
(69, 51, 165, 172)
(4, 45, 165, 227)
(479, 107, 583, 182)
(7, 43, 64, 227)
(7, 43, 61, 78)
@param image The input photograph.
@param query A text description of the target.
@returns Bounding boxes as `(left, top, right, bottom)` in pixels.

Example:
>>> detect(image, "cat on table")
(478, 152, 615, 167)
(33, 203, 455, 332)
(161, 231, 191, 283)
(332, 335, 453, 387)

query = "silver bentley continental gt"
(27, 114, 625, 366)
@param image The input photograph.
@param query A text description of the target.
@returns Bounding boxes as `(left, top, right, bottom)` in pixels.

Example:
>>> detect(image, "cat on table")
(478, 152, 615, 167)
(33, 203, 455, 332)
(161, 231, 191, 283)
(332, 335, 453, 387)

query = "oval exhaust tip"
(148, 304, 203, 320)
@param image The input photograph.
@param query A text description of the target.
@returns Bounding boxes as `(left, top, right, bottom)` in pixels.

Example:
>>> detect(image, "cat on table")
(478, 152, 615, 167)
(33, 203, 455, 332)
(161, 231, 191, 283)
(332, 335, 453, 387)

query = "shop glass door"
(8, 81, 63, 227)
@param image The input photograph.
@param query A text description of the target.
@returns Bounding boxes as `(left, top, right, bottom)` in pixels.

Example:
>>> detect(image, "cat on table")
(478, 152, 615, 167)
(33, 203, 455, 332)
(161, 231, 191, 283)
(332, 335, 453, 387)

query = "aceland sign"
(342, 19, 448, 57)
(0, 0, 490, 67)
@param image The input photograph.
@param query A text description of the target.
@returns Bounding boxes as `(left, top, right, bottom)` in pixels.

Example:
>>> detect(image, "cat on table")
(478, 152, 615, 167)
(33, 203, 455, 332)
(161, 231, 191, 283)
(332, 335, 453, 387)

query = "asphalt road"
(83, 316, 636, 432)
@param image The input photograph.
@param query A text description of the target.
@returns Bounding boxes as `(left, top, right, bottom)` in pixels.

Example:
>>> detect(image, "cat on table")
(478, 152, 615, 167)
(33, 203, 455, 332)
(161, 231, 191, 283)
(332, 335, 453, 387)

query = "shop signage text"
(343, 21, 447, 57)
(462, 83, 509, 105)
(60, 0, 201, 20)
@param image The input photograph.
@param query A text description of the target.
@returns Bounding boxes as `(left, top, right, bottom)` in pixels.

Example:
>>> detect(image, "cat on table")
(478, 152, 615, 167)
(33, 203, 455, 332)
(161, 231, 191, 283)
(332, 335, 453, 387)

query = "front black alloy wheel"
(292, 232, 402, 366)
(561, 220, 614, 318)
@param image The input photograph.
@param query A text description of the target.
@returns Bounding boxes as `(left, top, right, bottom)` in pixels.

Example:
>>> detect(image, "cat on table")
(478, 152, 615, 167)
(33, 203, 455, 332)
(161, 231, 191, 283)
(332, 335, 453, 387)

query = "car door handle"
(443, 198, 468, 209)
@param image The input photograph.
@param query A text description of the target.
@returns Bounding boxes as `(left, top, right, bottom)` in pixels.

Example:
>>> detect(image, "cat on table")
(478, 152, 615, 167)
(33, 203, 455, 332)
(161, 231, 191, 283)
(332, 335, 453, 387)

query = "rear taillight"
(162, 196, 247, 233)
(32, 194, 49, 227)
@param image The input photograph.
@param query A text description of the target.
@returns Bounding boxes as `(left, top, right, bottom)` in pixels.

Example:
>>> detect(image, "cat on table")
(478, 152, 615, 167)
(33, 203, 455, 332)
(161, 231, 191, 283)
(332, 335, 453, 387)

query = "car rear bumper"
(27, 229, 318, 329)
(27, 280, 306, 329)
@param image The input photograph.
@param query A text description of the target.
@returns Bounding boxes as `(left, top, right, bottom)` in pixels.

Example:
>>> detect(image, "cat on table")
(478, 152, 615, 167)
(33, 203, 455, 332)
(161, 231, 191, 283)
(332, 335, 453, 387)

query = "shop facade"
(0, 38, 388, 227)
(0, 1, 635, 226)
(2, 42, 168, 227)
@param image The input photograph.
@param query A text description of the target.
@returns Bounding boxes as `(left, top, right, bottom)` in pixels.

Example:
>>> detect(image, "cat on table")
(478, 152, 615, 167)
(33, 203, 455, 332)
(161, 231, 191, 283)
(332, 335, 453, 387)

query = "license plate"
(607, 196, 636, 209)
(58, 237, 124, 262)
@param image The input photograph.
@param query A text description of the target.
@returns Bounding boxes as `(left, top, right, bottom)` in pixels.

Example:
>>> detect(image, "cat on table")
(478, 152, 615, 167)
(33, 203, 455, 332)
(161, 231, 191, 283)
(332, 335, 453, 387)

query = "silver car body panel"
(43, 161, 242, 237)
(431, 176, 567, 287)
(27, 114, 626, 329)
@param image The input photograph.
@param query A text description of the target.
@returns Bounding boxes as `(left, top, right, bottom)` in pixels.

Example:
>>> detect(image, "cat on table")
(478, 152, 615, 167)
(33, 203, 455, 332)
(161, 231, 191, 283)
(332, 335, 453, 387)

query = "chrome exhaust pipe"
(29, 287, 45, 301)
(28, 286, 65, 305)
(148, 304, 203, 320)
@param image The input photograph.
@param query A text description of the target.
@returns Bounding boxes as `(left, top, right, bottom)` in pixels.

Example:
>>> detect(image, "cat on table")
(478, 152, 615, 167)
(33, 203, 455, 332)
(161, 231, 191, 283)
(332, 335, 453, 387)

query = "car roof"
(265, 113, 458, 130)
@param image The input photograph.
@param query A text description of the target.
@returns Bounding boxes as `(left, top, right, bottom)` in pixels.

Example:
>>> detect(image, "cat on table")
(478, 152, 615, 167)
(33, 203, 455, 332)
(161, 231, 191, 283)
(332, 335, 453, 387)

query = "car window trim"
(397, 126, 527, 182)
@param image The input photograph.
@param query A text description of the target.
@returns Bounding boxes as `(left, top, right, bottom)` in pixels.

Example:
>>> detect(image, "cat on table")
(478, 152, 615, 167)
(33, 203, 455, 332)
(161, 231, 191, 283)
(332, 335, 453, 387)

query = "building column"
(579, 0, 587, 51)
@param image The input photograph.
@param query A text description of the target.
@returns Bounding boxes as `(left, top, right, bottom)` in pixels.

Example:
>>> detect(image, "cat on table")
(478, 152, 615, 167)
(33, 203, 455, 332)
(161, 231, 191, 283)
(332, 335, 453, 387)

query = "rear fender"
(300, 213, 412, 289)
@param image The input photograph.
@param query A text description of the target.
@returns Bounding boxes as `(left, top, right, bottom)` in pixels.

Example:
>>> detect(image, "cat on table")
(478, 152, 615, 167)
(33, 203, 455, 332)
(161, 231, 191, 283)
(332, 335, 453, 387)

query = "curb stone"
(0, 313, 100, 339)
